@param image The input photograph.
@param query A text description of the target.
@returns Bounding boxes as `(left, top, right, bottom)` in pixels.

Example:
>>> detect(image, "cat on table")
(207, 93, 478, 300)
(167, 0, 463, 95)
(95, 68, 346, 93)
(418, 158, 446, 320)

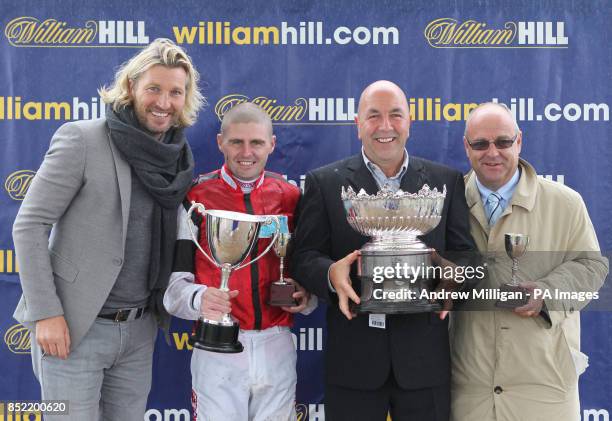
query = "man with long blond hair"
(13, 38, 204, 420)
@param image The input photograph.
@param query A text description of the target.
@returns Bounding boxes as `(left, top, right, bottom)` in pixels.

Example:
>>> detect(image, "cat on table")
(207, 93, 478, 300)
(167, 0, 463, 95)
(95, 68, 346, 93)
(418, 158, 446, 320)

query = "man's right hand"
(200, 287, 239, 321)
(329, 250, 361, 320)
(36, 315, 70, 359)
(430, 250, 460, 320)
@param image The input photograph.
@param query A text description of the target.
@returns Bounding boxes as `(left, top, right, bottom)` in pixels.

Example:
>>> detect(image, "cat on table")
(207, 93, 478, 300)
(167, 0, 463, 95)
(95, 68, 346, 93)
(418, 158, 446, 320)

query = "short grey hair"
(220, 102, 273, 137)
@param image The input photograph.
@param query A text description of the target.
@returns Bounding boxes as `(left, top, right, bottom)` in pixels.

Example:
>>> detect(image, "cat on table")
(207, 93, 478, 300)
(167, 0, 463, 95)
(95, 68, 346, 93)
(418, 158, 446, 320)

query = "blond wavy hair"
(99, 38, 205, 127)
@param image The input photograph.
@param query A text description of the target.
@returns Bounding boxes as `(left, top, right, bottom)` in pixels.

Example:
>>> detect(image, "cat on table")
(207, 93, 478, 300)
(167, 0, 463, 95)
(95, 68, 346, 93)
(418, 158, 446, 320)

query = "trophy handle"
(235, 215, 281, 270)
(186, 201, 220, 269)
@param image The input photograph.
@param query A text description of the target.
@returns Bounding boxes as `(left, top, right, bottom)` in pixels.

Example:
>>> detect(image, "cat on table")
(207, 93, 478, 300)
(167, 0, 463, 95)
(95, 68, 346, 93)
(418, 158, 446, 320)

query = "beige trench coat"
(450, 159, 608, 421)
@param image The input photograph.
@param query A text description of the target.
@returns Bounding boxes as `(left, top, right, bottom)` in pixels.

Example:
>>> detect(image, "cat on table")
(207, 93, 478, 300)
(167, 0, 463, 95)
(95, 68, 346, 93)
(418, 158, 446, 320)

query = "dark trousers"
(325, 372, 450, 421)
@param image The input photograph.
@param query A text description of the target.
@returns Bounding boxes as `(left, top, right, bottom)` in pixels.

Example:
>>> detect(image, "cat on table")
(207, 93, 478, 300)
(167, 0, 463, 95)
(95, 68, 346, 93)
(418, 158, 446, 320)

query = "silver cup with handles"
(186, 201, 280, 353)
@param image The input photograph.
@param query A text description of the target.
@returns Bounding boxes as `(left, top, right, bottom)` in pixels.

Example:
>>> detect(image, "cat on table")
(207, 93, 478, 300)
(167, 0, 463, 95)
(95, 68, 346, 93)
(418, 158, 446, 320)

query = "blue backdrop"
(1, 1, 610, 420)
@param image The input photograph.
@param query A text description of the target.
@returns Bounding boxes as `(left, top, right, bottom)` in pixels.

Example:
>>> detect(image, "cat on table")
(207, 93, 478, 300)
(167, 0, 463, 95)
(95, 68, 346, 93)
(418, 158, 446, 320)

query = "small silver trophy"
(496, 233, 530, 308)
(269, 233, 297, 307)
(186, 202, 279, 353)
(342, 184, 446, 313)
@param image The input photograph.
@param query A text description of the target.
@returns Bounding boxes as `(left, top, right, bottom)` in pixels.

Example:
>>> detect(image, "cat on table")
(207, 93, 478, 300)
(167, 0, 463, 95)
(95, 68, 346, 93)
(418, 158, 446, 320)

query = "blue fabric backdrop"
(1, 1, 610, 419)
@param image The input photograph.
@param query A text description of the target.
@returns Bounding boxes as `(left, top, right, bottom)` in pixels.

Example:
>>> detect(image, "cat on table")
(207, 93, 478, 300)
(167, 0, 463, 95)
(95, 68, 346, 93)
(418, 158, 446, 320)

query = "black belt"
(98, 307, 148, 322)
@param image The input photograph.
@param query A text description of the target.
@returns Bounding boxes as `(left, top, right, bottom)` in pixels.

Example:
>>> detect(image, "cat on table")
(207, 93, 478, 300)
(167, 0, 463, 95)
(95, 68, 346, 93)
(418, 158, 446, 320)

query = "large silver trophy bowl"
(342, 184, 446, 313)
(187, 202, 279, 353)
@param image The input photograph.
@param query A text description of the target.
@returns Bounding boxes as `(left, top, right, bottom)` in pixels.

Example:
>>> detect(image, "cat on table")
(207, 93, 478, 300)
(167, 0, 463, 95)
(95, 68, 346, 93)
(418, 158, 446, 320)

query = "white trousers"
(191, 326, 297, 421)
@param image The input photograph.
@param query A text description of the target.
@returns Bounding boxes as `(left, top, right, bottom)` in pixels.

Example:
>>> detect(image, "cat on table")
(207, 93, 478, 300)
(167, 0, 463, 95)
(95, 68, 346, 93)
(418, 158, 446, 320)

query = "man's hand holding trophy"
(186, 202, 309, 353)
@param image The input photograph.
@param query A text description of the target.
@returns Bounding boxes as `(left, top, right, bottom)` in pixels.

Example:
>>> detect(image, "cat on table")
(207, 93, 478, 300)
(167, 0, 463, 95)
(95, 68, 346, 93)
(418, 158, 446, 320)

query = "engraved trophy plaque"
(495, 233, 530, 308)
(186, 202, 279, 353)
(342, 185, 446, 313)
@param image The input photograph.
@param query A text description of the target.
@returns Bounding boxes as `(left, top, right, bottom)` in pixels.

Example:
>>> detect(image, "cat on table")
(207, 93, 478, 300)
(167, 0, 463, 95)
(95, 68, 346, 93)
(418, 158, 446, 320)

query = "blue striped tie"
(486, 192, 503, 226)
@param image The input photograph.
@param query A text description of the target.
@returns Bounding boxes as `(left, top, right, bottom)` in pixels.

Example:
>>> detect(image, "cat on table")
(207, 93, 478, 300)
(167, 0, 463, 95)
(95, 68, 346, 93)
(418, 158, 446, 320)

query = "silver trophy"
(187, 202, 280, 353)
(496, 233, 530, 308)
(342, 184, 446, 313)
(269, 233, 297, 307)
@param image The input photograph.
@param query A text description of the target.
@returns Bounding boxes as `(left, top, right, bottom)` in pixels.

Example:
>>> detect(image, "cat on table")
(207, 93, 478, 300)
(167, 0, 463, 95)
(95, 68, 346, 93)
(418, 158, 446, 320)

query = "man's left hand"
(513, 281, 544, 317)
(281, 278, 311, 313)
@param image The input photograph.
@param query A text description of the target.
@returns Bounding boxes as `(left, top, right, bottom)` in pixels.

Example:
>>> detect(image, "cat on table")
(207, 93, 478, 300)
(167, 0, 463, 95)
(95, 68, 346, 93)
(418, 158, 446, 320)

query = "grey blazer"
(13, 118, 136, 350)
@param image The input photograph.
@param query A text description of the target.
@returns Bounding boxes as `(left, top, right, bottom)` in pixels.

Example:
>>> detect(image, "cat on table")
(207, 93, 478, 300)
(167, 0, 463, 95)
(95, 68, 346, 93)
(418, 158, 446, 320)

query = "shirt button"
(494, 386, 503, 394)
(112, 258, 123, 267)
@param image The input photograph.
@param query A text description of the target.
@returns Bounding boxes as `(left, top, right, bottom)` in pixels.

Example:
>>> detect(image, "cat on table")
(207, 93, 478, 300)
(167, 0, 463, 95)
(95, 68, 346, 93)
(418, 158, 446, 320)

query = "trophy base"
(354, 299, 441, 314)
(357, 248, 439, 314)
(495, 284, 530, 309)
(356, 276, 443, 314)
(189, 319, 244, 353)
(268, 282, 297, 307)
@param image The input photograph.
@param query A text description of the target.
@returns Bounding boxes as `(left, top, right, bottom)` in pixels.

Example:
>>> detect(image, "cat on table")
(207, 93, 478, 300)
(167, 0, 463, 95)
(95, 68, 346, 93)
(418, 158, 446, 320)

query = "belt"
(98, 307, 148, 322)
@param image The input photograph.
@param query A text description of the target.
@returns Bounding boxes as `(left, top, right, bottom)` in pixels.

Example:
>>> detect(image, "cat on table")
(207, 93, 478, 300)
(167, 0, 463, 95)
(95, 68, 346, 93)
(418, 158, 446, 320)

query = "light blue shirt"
(361, 148, 409, 191)
(475, 167, 521, 217)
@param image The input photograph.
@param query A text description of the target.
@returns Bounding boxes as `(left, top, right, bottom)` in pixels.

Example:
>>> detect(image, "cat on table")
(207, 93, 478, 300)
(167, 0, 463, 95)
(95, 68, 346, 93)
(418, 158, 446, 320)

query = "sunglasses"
(465, 133, 518, 151)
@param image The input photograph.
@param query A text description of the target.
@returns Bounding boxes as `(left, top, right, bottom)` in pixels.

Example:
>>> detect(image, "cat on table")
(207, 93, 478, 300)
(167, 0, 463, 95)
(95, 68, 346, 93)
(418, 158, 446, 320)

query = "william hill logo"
(424, 18, 568, 48)
(5, 17, 149, 47)
(216, 94, 357, 125)
(4, 323, 31, 354)
(171, 327, 323, 351)
(295, 404, 324, 421)
(5, 169, 35, 200)
(215, 94, 307, 123)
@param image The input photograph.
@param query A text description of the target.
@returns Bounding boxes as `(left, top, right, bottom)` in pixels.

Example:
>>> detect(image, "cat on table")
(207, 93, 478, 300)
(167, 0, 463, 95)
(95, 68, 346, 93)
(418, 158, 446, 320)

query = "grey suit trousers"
(31, 312, 157, 421)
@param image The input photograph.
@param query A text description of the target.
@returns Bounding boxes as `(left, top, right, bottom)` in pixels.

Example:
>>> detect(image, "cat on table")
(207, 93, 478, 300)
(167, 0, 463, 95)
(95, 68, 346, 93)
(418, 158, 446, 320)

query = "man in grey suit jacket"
(12, 38, 204, 420)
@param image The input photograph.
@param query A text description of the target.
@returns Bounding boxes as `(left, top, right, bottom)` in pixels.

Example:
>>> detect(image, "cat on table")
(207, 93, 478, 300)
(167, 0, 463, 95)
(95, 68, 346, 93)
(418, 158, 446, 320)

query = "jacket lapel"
(400, 157, 427, 194)
(464, 170, 489, 234)
(343, 155, 378, 195)
(107, 127, 131, 250)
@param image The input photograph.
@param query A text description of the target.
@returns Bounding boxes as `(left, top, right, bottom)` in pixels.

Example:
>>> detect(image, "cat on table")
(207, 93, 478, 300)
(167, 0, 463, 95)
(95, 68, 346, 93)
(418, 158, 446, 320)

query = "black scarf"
(106, 104, 194, 328)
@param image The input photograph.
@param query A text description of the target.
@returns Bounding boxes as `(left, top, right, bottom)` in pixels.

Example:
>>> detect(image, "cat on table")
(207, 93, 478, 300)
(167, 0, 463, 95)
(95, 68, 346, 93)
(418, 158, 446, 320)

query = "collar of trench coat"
(464, 158, 538, 236)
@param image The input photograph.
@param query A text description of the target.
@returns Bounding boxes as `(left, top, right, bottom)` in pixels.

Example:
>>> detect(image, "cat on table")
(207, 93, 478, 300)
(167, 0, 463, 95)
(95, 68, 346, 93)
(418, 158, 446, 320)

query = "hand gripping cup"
(342, 185, 446, 313)
(186, 202, 280, 353)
